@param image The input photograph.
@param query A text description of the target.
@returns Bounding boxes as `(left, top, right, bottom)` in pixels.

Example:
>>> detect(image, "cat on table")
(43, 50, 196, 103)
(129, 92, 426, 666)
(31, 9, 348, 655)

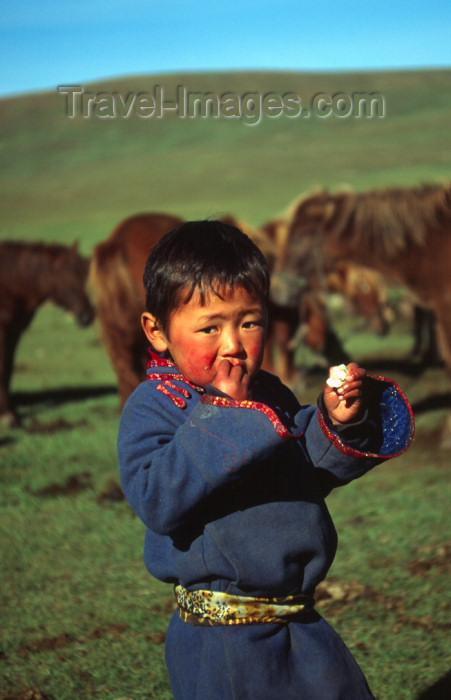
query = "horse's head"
(269, 189, 353, 309)
(269, 192, 327, 308)
(50, 243, 95, 326)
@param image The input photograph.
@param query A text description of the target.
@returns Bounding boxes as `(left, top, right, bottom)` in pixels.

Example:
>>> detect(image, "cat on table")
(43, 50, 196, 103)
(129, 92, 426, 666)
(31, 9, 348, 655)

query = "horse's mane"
(0, 240, 66, 266)
(295, 182, 451, 259)
(88, 237, 144, 341)
(348, 182, 451, 257)
(219, 215, 278, 271)
(0, 240, 85, 282)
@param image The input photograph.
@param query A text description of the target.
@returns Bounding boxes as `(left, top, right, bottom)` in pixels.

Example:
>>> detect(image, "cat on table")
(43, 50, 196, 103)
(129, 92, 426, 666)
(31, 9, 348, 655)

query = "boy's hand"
(211, 359, 250, 401)
(323, 362, 366, 424)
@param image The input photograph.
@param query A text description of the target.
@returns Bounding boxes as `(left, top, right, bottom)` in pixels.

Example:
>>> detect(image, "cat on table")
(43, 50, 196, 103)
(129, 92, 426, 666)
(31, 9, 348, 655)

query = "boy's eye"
(243, 319, 263, 329)
(199, 326, 217, 334)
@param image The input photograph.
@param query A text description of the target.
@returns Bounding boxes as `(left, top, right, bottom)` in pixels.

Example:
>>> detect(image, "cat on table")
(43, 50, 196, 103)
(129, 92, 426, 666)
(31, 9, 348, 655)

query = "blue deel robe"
(118, 352, 414, 699)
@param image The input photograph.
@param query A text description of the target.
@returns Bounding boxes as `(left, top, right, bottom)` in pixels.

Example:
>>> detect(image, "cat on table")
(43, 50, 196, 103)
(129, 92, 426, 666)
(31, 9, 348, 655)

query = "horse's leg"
(372, 302, 392, 337)
(416, 307, 442, 367)
(430, 300, 451, 448)
(108, 336, 146, 408)
(0, 320, 27, 427)
(322, 328, 351, 366)
(263, 303, 299, 383)
(302, 294, 350, 367)
(410, 305, 424, 359)
(261, 323, 275, 375)
(273, 318, 296, 383)
(0, 326, 11, 424)
(262, 318, 294, 382)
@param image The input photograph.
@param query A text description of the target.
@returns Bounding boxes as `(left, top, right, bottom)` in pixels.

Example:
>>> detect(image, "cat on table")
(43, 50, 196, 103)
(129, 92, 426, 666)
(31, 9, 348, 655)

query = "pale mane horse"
(265, 211, 391, 383)
(277, 181, 451, 444)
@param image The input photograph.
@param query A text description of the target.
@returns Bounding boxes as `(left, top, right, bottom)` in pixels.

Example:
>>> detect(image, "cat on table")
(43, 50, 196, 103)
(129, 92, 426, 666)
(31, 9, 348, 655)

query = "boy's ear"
(141, 312, 169, 352)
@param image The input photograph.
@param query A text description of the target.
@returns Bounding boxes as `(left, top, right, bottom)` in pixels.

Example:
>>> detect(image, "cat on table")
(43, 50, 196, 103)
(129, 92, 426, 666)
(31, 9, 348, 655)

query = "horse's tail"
(89, 237, 147, 403)
(89, 238, 144, 337)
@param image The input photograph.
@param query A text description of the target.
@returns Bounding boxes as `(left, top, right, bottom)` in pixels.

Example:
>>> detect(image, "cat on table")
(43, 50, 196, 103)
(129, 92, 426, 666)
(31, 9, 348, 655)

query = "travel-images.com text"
(59, 85, 386, 126)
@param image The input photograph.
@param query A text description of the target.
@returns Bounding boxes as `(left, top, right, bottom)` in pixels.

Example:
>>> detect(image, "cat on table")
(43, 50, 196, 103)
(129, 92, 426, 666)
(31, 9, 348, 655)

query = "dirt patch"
(26, 418, 88, 434)
(97, 479, 125, 503)
(407, 541, 451, 578)
(145, 630, 166, 644)
(86, 623, 129, 640)
(150, 597, 177, 616)
(316, 577, 451, 633)
(1, 689, 55, 700)
(30, 472, 93, 497)
(15, 624, 129, 659)
(316, 578, 369, 606)
(17, 632, 75, 656)
(315, 579, 451, 633)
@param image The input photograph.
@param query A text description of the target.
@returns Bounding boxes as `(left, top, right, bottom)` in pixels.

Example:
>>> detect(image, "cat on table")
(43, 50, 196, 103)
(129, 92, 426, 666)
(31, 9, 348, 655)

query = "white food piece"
(326, 364, 348, 388)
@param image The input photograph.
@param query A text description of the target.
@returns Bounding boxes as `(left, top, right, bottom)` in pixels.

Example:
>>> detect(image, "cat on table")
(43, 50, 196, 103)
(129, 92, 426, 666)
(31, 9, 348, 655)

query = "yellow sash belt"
(175, 585, 315, 626)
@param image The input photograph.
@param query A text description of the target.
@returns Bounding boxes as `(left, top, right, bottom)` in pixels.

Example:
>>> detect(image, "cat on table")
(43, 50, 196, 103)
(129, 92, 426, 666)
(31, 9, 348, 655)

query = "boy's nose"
(221, 329, 244, 356)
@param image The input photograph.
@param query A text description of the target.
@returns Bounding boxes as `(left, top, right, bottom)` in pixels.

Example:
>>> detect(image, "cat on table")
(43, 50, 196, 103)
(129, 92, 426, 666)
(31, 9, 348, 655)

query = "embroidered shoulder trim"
(157, 384, 187, 409)
(146, 372, 205, 394)
(200, 394, 299, 439)
(147, 351, 173, 368)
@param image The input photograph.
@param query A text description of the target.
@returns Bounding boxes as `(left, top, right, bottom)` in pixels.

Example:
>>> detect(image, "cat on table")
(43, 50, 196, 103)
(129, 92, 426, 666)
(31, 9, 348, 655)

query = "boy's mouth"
(227, 360, 245, 368)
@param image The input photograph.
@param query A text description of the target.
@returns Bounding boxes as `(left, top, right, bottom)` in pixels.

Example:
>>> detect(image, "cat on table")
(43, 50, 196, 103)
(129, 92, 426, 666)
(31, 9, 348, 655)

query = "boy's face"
(142, 285, 267, 389)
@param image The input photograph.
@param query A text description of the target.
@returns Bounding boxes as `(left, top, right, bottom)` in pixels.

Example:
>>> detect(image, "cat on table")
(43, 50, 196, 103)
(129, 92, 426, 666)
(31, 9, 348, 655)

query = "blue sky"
(1, 0, 450, 96)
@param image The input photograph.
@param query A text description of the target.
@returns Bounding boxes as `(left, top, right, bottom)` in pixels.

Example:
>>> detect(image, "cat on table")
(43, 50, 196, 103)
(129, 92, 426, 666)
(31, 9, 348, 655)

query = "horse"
(89, 213, 184, 407)
(263, 216, 392, 383)
(273, 181, 451, 444)
(0, 240, 94, 427)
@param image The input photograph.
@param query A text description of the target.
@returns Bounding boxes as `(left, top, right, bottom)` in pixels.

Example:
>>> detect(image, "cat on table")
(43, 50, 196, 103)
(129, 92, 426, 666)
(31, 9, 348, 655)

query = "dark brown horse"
(273, 181, 451, 443)
(89, 213, 184, 406)
(0, 240, 94, 426)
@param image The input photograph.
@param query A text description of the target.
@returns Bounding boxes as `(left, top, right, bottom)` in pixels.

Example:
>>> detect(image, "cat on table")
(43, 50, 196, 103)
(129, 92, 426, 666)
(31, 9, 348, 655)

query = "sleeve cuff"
(317, 393, 383, 454)
(317, 376, 414, 459)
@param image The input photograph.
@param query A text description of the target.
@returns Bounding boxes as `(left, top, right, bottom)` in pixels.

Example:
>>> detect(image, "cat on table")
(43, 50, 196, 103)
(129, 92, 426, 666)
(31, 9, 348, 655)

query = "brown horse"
(0, 240, 94, 426)
(273, 181, 451, 443)
(89, 213, 184, 406)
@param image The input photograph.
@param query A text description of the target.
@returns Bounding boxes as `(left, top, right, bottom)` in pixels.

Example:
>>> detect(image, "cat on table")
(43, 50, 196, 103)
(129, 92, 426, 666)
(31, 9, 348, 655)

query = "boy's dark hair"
(143, 220, 270, 334)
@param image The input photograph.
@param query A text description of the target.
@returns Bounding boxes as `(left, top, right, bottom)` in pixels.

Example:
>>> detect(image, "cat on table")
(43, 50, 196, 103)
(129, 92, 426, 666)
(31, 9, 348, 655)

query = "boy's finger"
(217, 359, 232, 374)
(337, 381, 362, 396)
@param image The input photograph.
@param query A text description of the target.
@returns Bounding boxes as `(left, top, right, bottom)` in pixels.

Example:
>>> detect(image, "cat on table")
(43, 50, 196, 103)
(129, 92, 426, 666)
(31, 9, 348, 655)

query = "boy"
(118, 220, 413, 699)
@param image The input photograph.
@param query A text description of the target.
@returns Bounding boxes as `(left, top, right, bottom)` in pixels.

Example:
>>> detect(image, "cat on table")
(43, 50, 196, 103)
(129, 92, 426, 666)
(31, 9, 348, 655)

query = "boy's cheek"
(195, 352, 217, 372)
(182, 349, 217, 377)
(249, 337, 266, 364)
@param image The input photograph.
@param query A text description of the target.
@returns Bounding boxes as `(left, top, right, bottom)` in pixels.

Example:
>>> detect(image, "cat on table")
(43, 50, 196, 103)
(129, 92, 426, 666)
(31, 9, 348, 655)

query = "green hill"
(0, 69, 450, 253)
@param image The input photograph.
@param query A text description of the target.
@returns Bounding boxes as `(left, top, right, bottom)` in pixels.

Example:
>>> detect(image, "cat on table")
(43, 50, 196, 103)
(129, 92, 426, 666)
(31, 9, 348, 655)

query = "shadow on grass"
(411, 393, 451, 415)
(11, 384, 118, 409)
(0, 436, 15, 447)
(416, 670, 451, 699)
(356, 357, 434, 377)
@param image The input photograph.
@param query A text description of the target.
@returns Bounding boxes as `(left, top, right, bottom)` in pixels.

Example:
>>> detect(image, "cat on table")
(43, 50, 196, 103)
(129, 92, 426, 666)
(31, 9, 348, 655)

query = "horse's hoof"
(439, 415, 451, 450)
(0, 411, 21, 428)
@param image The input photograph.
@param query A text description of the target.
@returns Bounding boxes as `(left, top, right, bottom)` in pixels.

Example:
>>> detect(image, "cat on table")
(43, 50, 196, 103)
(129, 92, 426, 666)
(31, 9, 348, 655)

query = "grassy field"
(1, 69, 451, 699)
